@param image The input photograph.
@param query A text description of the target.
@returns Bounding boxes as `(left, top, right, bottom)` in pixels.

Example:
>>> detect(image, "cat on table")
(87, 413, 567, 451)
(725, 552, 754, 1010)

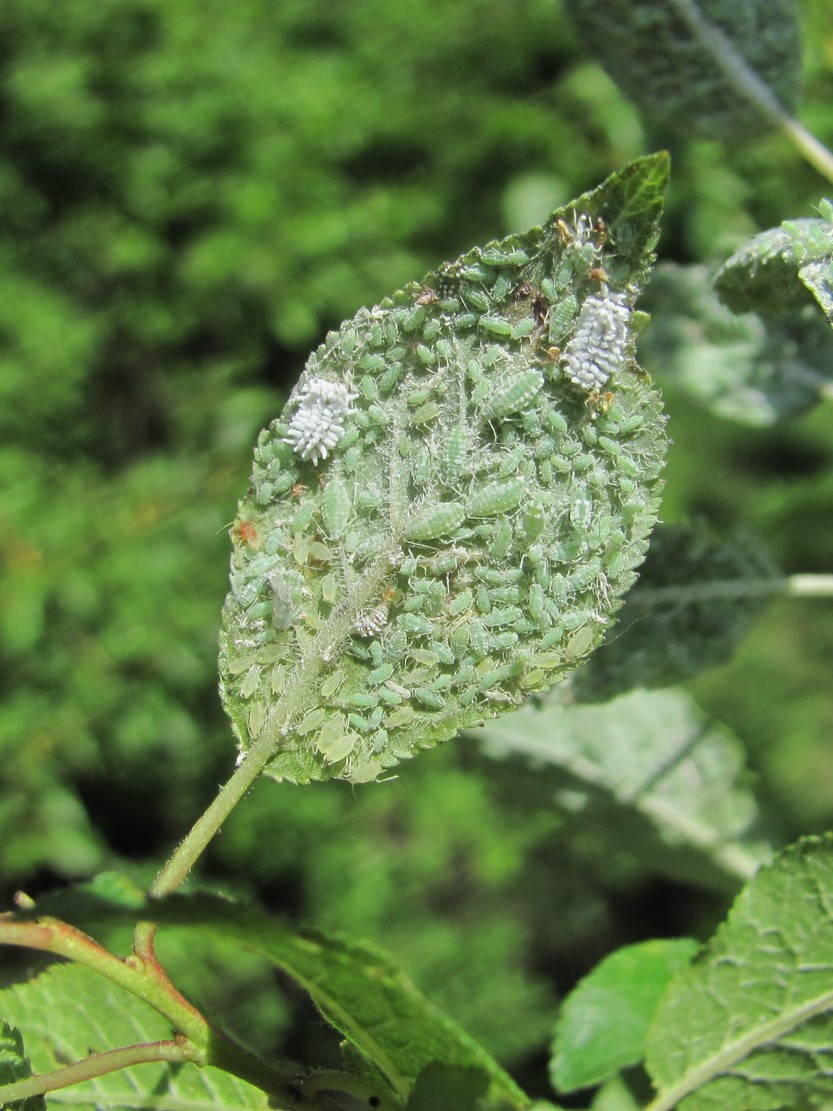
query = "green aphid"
(405, 501, 467, 541)
(423, 318, 442, 341)
(489, 517, 514, 561)
(413, 687, 445, 710)
(467, 478, 524, 517)
(460, 264, 494, 283)
(441, 426, 469, 484)
(359, 353, 385, 371)
(239, 664, 261, 699)
(379, 364, 403, 394)
(448, 590, 474, 616)
(408, 401, 443, 427)
(476, 584, 492, 614)
(347, 692, 380, 710)
(479, 315, 513, 336)
(462, 287, 491, 312)
(483, 371, 544, 422)
(296, 707, 327, 735)
(416, 344, 437, 366)
(397, 612, 434, 635)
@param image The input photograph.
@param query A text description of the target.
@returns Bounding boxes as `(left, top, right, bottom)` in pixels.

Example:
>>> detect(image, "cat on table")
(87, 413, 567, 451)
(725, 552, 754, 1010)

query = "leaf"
(715, 210, 833, 317)
(551, 938, 698, 1093)
(646, 835, 833, 1111)
(0, 962, 270, 1111)
(643, 263, 833, 425)
(0, 1019, 44, 1111)
(564, 0, 801, 141)
(474, 688, 771, 886)
(405, 1062, 490, 1111)
(11, 889, 532, 1111)
(219, 154, 670, 784)
(571, 522, 782, 701)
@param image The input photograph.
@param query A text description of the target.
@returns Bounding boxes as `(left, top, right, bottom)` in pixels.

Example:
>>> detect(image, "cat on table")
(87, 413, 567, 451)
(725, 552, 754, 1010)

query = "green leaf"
(646, 835, 833, 1111)
(0, 1019, 44, 1111)
(0, 962, 269, 1111)
(715, 212, 833, 317)
(405, 1062, 490, 1110)
(564, 0, 801, 141)
(643, 263, 833, 425)
(13, 889, 531, 1111)
(590, 1075, 643, 1111)
(551, 938, 698, 1093)
(219, 154, 669, 784)
(571, 522, 782, 701)
(474, 688, 771, 886)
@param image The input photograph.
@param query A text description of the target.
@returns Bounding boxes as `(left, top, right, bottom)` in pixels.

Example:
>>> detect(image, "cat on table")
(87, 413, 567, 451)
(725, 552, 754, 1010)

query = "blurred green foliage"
(1, 0, 832, 1092)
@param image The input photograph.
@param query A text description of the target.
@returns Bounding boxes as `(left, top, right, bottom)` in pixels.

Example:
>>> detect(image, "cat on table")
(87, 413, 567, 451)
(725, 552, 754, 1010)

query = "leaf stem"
(667, 0, 833, 185)
(0, 1039, 195, 1104)
(631, 572, 833, 607)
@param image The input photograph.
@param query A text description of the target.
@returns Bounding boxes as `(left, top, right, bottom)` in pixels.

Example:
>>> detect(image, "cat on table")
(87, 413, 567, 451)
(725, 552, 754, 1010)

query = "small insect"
(354, 604, 390, 637)
(416, 288, 439, 305)
(233, 520, 259, 547)
(585, 388, 616, 419)
(562, 292, 630, 393)
(283, 377, 358, 464)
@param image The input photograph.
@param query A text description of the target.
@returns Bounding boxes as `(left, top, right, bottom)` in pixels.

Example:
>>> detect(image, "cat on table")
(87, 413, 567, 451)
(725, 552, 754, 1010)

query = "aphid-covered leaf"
(643, 263, 833, 425)
(571, 522, 782, 701)
(565, 0, 801, 142)
(715, 207, 833, 317)
(219, 155, 669, 784)
(646, 835, 833, 1110)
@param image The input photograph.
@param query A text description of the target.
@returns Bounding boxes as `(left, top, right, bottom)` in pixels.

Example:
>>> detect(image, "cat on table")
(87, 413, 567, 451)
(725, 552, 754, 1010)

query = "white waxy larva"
(354, 604, 389, 637)
(562, 291, 630, 392)
(467, 478, 524, 517)
(405, 502, 466, 542)
(283, 377, 358, 464)
(482, 371, 544, 421)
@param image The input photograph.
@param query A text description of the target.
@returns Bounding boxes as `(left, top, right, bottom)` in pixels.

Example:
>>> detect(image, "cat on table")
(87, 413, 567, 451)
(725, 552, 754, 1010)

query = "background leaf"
(475, 688, 772, 888)
(564, 0, 801, 141)
(0, 1018, 44, 1111)
(550, 938, 698, 1094)
(642, 263, 833, 425)
(0, 962, 270, 1111)
(646, 834, 833, 1111)
(219, 155, 669, 784)
(571, 522, 782, 701)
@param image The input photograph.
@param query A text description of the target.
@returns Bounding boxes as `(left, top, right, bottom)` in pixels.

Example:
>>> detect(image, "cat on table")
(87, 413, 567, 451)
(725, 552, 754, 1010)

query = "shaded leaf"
(564, 0, 801, 141)
(643, 262, 833, 425)
(10, 890, 531, 1111)
(219, 155, 669, 784)
(475, 688, 771, 885)
(551, 938, 698, 1093)
(0, 1019, 44, 1111)
(571, 522, 782, 701)
(646, 835, 833, 1110)
(0, 962, 269, 1111)
(405, 1062, 490, 1111)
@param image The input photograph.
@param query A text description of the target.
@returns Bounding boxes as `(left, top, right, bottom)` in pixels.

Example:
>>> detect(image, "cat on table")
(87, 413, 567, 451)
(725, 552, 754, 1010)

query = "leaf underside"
(565, 0, 801, 141)
(219, 154, 669, 784)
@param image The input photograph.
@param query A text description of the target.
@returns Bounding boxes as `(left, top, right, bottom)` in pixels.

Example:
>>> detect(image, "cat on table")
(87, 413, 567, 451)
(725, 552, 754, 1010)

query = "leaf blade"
(219, 156, 670, 784)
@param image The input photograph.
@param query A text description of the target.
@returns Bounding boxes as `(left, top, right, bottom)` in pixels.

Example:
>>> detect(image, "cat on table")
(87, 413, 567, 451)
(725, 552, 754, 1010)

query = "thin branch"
(0, 1039, 194, 1104)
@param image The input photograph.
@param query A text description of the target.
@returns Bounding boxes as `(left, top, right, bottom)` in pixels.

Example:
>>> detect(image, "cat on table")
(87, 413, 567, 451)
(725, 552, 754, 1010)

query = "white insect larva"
(562, 292, 630, 392)
(283, 377, 358, 464)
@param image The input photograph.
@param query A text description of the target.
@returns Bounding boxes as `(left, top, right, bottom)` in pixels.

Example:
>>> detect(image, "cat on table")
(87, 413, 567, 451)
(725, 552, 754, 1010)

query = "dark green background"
(1, 0, 832, 1096)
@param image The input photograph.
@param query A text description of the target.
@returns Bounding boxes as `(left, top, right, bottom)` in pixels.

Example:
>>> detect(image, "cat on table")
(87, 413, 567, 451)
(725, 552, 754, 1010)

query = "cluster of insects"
(219, 204, 665, 783)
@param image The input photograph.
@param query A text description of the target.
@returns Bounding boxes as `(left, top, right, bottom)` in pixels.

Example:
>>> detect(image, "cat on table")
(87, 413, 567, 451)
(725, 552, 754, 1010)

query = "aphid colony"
(219, 201, 666, 784)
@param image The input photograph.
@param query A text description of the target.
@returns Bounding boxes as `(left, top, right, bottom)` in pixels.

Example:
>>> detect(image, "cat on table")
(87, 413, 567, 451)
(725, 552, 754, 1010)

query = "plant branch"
(631, 572, 833, 608)
(668, 0, 833, 185)
(0, 1039, 194, 1104)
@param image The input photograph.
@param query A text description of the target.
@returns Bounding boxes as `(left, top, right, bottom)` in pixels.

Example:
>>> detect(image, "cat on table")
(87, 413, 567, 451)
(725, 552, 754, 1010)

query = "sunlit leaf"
(219, 156, 670, 783)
